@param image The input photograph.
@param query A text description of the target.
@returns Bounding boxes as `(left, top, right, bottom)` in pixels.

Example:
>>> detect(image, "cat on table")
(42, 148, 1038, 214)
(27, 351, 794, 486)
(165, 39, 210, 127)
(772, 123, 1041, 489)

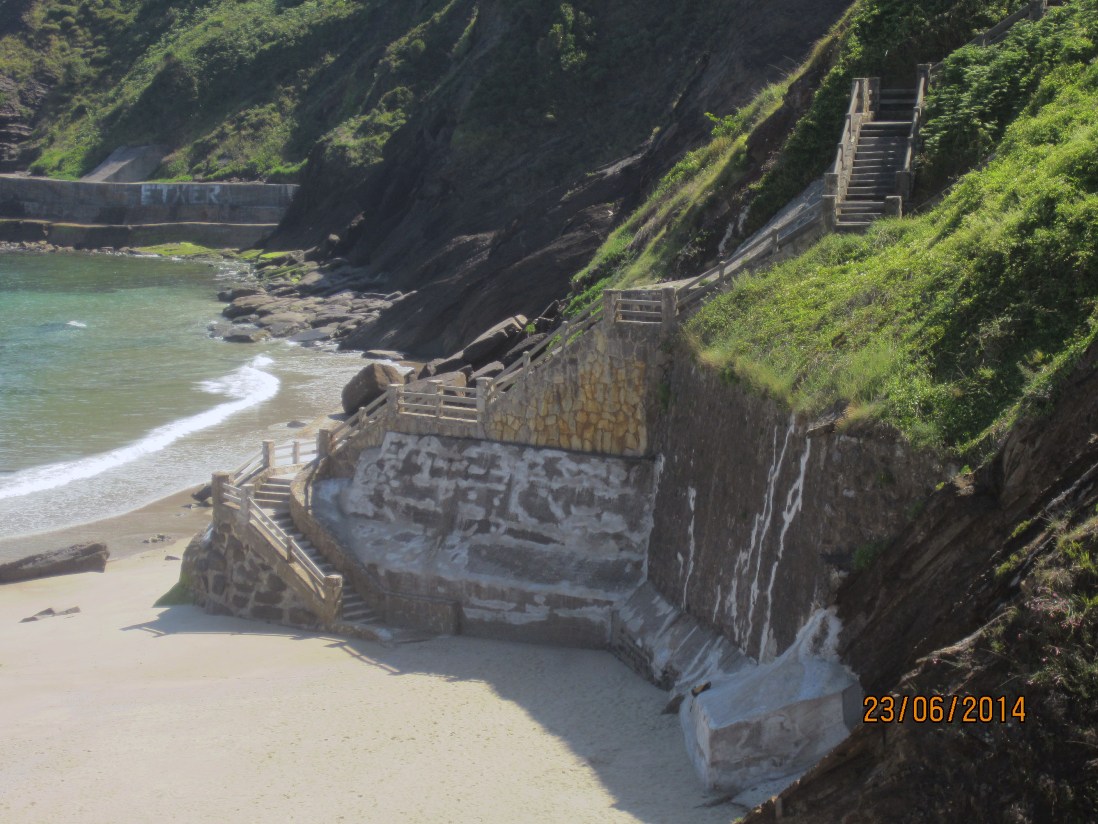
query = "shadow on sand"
(123, 603, 742, 822)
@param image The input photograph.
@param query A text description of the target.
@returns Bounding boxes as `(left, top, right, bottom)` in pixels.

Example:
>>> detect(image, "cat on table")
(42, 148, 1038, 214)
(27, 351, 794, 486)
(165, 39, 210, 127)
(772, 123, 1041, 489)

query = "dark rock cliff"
(741, 341, 1098, 822)
(280, 0, 852, 356)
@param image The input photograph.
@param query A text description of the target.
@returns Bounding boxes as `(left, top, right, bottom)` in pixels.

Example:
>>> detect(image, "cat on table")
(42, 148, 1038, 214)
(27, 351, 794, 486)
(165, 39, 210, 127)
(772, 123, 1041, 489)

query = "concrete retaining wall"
(314, 431, 658, 646)
(646, 355, 947, 663)
(0, 175, 297, 248)
(0, 218, 277, 249)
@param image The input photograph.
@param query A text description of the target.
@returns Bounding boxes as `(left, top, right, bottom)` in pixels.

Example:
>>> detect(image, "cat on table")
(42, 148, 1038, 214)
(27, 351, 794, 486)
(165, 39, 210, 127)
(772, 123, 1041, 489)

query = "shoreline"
(0, 483, 212, 563)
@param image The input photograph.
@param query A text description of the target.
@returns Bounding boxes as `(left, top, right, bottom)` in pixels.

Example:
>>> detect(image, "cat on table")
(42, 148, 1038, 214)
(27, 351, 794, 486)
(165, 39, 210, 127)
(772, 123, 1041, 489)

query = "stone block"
(288, 607, 320, 627)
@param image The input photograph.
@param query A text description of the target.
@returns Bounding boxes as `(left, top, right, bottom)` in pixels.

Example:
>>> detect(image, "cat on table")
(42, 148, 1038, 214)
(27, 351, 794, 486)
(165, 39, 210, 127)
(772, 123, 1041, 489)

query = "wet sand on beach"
(0, 484, 213, 562)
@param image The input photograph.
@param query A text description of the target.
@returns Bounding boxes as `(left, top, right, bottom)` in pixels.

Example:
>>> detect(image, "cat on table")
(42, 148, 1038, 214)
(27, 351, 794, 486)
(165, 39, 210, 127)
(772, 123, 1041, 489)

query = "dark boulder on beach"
(461, 315, 528, 368)
(341, 361, 407, 414)
(0, 542, 109, 584)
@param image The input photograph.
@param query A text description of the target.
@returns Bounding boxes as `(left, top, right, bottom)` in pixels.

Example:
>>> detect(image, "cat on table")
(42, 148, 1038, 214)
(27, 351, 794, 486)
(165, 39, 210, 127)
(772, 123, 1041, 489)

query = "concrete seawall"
(0, 174, 298, 248)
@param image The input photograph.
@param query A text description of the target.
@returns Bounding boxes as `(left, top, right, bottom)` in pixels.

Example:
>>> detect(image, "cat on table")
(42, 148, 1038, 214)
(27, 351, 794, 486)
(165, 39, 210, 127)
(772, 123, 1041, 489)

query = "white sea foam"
(0, 355, 279, 501)
(66, 320, 88, 328)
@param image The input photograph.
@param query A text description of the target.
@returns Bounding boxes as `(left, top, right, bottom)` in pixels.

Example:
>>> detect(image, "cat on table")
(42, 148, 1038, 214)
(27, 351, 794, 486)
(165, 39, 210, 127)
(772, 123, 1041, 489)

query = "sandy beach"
(0, 525, 746, 824)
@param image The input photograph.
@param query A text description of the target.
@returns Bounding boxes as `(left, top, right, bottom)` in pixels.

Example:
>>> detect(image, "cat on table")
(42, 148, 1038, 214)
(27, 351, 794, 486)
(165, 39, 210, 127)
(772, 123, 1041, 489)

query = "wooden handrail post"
(292, 440, 301, 464)
(821, 195, 837, 232)
(326, 575, 343, 621)
(212, 471, 230, 510)
(429, 379, 443, 418)
(559, 320, 571, 351)
(661, 286, 678, 328)
(316, 428, 332, 460)
(262, 440, 275, 469)
(386, 383, 401, 413)
(602, 290, 619, 326)
(240, 483, 255, 525)
(476, 377, 491, 420)
(522, 349, 532, 374)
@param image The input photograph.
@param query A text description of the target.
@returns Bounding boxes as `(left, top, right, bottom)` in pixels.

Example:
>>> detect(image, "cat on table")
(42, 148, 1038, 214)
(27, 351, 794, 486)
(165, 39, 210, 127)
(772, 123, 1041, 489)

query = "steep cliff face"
(741, 342, 1098, 822)
(304, 0, 853, 355)
(0, 74, 44, 172)
(0, 0, 852, 353)
(646, 352, 947, 663)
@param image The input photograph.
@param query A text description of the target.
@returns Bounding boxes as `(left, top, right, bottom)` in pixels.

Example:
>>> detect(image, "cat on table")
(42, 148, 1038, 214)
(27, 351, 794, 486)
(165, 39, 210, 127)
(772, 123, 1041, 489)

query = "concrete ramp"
(314, 431, 657, 646)
(83, 145, 168, 183)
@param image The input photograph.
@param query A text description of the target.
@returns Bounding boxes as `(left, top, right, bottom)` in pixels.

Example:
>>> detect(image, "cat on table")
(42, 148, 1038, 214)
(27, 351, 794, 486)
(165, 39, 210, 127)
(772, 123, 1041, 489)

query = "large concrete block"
(681, 609, 860, 792)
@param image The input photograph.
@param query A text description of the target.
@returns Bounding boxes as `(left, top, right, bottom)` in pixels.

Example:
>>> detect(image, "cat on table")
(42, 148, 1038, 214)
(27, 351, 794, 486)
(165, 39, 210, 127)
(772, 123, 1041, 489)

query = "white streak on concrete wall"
(757, 436, 812, 661)
(738, 416, 795, 643)
(681, 486, 697, 608)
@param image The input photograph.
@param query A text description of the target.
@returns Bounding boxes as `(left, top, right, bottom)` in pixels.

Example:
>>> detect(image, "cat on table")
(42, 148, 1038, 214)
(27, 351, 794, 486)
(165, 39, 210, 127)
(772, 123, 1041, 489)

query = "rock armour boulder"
(0, 542, 109, 583)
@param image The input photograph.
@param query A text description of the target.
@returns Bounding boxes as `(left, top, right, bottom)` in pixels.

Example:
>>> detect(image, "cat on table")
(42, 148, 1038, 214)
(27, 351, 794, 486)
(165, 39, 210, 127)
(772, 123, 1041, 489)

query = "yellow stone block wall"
(484, 323, 655, 457)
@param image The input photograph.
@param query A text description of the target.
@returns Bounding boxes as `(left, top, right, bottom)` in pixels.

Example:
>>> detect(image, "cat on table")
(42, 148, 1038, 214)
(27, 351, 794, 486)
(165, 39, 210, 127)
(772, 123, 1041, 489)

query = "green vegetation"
(687, 0, 1097, 458)
(565, 80, 789, 316)
(852, 538, 889, 571)
(1002, 512, 1098, 702)
(134, 242, 220, 258)
(564, 0, 1024, 316)
(744, 0, 1025, 236)
(154, 575, 194, 607)
(3, 0, 773, 201)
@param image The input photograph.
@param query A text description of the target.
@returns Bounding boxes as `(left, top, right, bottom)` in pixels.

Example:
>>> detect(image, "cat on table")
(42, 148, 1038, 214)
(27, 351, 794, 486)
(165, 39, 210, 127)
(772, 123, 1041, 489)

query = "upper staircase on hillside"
(836, 87, 917, 230)
(823, 71, 929, 233)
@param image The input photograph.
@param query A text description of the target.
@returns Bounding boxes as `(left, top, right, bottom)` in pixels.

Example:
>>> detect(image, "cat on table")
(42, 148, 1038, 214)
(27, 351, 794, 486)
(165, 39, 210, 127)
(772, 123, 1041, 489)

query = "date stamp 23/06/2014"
(863, 695, 1027, 724)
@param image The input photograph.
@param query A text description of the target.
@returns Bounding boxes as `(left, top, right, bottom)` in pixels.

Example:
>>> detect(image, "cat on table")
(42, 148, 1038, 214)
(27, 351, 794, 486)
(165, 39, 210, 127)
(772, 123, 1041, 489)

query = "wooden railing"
(491, 300, 605, 395)
(608, 288, 676, 324)
(675, 205, 824, 314)
(822, 77, 877, 228)
(894, 65, 931, 204)
(230, 436, 316, 486)
(395, 381, 479, 422)
(930, 0, 1049, 81)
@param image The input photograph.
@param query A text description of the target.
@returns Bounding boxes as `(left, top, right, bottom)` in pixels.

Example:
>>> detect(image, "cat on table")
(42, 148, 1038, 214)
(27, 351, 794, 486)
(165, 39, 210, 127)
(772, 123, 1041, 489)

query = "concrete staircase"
(255, 475, 381, 631)
(836, 88, 916, 231)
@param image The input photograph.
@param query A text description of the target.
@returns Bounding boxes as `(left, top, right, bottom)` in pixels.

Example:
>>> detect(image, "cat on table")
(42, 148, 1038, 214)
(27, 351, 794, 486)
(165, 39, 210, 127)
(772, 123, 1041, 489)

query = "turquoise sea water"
(0, 252, 363, 547)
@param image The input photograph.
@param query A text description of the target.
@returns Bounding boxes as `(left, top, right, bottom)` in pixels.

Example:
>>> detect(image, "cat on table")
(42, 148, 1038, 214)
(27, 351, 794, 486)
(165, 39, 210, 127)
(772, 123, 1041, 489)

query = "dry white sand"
(0, 546, 745, 823)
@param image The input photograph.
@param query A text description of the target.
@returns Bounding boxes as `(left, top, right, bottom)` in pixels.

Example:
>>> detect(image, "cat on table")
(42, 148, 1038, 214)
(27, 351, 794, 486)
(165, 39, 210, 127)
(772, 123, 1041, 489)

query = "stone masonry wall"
(646, 353, 948, 663)
(482, 320, 664, 457)
(183, 520, 322, 630)
(323, 318, 667, 480)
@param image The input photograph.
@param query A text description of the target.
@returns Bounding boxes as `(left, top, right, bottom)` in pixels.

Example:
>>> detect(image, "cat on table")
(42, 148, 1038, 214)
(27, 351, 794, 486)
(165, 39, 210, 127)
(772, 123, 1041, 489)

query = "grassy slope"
(564, 0, 1024, 314)
(0, 0, 767, 194)
(685, 0, 1097, 460)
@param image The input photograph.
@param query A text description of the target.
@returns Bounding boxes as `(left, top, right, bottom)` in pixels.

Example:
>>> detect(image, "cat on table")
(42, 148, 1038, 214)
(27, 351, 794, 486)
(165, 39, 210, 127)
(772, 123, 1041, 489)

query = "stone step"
(846, 188, 894, 198)
(838, 202, 885, 212)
